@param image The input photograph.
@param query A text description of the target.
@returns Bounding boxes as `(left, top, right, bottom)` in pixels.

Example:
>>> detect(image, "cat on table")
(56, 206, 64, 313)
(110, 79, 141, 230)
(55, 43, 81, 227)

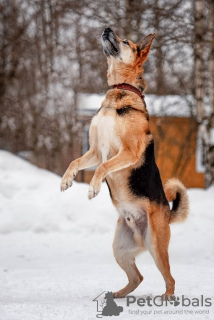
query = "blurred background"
(0, 0, 214, 188)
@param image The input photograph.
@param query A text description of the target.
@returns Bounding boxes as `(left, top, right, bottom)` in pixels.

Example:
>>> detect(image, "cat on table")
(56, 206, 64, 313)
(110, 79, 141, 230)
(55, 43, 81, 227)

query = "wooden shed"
(76, 94, 205, 188)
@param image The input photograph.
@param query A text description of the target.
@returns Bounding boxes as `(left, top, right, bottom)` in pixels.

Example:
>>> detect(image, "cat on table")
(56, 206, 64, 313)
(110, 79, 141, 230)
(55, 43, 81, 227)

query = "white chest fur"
(92, 111, 121, 162)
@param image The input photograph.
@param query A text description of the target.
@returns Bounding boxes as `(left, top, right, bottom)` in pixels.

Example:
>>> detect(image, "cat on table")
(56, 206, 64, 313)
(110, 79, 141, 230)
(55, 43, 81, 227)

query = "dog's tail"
(164, 178, 189, 224)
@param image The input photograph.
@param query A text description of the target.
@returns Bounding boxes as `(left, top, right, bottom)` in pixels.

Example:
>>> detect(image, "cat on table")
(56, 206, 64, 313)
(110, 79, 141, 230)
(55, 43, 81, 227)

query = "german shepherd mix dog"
(61, 27, 189, 300)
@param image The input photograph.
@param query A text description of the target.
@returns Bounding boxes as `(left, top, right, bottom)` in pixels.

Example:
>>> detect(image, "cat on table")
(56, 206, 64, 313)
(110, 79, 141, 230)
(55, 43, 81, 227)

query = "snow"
(0, 150, 214, 319)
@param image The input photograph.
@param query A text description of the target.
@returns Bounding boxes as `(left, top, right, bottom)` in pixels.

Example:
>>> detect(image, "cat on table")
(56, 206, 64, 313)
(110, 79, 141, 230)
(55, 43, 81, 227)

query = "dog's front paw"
(88, 182, 101, 200)
(60, 171, 76, 192)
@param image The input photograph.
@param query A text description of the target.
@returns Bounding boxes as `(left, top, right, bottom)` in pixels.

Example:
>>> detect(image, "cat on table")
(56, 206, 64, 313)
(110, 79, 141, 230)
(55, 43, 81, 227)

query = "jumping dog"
(60, 27, 189, 300)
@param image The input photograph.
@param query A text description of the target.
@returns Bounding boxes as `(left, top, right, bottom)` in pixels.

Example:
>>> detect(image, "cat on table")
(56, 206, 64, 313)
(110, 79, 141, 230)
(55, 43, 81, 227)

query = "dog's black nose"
(104, 27, 112, 34)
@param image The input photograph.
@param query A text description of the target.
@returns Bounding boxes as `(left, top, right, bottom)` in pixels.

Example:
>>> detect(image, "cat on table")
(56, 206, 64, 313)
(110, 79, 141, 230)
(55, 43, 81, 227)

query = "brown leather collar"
(111, 83, 145, 101)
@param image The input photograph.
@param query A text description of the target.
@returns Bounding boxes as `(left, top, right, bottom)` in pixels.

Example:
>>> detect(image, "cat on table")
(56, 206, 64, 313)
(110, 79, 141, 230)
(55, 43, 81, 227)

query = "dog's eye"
(122, 40, 130, 46)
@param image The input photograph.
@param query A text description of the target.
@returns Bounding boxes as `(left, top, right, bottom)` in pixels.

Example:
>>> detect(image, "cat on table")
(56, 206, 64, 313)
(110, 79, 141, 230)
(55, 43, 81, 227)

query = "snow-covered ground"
(0, 150, 214, 320)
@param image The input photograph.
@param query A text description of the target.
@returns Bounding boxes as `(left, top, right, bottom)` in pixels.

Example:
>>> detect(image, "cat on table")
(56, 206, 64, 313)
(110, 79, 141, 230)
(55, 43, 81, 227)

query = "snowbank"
(0, 150, 214, 320)
(0, 149, 213, 261)
(0, 150, 117, 234)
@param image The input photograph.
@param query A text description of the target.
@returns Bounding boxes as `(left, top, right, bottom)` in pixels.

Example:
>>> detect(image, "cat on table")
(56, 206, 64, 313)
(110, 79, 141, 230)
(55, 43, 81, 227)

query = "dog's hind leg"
(112, 217, 143, 298)
(145, 210, 175, 300)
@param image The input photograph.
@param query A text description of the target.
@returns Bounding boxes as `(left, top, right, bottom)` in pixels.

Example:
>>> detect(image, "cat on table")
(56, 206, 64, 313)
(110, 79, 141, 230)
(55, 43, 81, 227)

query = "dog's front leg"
(61, 149, 99, 191)
(88, 148, 138, 199)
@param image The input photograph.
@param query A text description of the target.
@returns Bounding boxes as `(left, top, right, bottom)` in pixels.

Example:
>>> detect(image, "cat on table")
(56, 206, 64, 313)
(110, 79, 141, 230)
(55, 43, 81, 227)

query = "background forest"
(0, 0, 214, 186)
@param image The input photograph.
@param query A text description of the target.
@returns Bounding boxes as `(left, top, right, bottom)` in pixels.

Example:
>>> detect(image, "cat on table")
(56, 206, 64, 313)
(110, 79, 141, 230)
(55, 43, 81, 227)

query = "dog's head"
(101, 27, 155, 90)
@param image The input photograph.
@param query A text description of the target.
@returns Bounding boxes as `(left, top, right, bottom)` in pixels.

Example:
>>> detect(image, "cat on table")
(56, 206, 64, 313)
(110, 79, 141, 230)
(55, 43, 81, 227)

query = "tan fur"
(107, 34, 155, 90)
(60, 28, 189, 300)
(164, 178, 189, 223)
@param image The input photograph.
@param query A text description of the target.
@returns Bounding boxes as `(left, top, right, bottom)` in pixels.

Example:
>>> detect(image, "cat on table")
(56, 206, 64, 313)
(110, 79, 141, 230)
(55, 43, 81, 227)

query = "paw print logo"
(169, 297, 180, 307)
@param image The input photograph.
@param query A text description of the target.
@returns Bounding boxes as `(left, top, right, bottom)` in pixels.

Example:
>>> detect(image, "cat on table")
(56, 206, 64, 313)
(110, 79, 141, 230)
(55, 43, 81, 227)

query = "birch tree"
(206, 0, 214, 186)
(195, 0, 214, 187)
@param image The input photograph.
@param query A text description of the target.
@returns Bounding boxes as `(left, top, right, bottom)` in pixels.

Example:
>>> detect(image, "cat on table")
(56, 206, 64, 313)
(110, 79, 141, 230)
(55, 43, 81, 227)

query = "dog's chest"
(93, 112, 121, 162)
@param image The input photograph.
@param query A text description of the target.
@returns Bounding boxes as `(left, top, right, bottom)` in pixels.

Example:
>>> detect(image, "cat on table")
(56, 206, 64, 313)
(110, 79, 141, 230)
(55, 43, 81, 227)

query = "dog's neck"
(111, 83, 145, 101)
(107, 58, 146, 93)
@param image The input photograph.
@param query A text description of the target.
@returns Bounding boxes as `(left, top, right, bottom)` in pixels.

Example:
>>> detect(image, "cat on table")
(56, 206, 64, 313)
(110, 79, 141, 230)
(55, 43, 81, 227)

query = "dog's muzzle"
(101, 27, 120, 57)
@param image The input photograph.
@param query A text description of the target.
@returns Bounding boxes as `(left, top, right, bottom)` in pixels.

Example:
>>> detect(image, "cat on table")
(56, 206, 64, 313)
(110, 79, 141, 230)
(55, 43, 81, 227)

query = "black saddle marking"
(128, 140, 168, 205)
(116, 105, 145, 116)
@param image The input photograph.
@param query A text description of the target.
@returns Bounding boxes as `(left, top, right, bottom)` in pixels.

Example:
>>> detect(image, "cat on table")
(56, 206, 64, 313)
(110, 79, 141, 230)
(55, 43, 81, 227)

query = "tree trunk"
(195, 0, 205, 122)
(195, 0, 214, 187)
(124, 0, 143, 41)
(209, 0, 214, 115)
(154, 0, 165, 95)
(206, 0, 214, 186)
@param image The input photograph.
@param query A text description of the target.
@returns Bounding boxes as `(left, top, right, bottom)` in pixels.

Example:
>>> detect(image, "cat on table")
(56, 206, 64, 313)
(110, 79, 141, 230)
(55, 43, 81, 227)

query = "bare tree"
(194, 0, 214, 187)
(0, 0, 213, 183)
(195, 0, 205, 122)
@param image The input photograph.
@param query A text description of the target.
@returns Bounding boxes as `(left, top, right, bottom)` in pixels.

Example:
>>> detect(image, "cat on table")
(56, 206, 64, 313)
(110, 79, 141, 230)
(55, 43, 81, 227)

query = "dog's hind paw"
(162, 293, 175, 301)
(112, 290, 127, 298)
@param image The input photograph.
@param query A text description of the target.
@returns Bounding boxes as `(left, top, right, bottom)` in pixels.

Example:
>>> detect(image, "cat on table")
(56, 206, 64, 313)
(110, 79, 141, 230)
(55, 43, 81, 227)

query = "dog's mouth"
(101, 27, 120, 57)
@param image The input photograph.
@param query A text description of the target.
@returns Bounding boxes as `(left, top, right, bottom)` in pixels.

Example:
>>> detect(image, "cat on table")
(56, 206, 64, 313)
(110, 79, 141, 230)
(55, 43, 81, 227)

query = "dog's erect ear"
(140, 33, 155, 63)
